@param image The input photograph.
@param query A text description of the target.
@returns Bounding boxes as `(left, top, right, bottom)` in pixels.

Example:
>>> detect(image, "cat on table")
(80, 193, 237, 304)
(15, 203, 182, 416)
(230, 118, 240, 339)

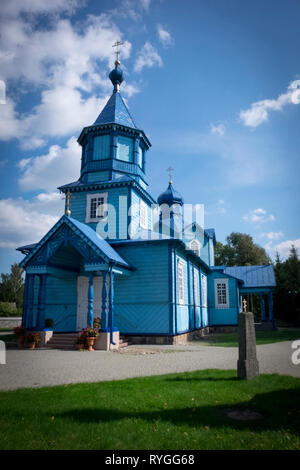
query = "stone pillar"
(100, 271, 108, 331)
(37, 274, 47, 330)
(87, 272, 94, 328)
(260, 294, 266, 321)
(27, 274, 35, 330)
(237, 311, 259, 380)
(268, 291, 274, 321)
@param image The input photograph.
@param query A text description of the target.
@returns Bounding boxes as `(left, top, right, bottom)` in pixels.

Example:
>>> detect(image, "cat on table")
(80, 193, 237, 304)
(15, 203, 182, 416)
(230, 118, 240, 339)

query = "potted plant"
(27, 332, 40, 349)
(93, 317, 101, 329)
(44, 318, 54, 330)
(14, 326, 26, 349)
(83, 327, 99, 351)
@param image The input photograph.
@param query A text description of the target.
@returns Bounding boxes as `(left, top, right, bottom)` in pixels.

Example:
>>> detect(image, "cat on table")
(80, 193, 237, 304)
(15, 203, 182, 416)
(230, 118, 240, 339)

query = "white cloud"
(260, 231, 284, 240)
(240, 79, 300, 128)
(210, 122, 226, 137)
(18, 137, 81, 192)
(157, 24, 174, 47)
(134, 42, 163, 73)
(274, 239, 300, 259)
(0, 6, 135, 147)
(0, 193, 63, 248)
(243, 208, 275, 224)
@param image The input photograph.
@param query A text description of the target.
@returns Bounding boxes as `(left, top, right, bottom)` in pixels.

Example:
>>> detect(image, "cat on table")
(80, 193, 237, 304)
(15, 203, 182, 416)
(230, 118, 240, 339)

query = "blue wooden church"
(17, 58, 276, 346)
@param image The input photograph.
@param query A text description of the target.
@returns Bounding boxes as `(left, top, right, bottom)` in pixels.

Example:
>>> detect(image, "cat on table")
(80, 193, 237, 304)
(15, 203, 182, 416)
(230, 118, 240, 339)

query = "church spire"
(109, 41, 124, 93)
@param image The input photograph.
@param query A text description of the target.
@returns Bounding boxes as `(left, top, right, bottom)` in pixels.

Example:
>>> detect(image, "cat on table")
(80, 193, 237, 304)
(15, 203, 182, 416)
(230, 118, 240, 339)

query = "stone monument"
(237, 299, 259, 380)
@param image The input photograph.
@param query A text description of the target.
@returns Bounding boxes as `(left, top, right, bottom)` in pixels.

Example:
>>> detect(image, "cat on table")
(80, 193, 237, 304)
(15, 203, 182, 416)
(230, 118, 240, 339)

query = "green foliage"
(0, 263, 24, 308)
(274, 245, 300, 326)
(0, 301, 22, 317)
(215, 232, 271, 266)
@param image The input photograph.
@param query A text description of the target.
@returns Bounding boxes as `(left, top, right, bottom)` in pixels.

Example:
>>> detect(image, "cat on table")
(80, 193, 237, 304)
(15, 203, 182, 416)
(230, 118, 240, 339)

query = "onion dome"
(157, 182, 184, 206)
(109, 60, 124, 90)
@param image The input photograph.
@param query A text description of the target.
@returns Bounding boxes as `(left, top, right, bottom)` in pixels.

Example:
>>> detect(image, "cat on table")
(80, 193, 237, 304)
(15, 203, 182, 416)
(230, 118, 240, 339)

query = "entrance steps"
(46, 333, 78, 350)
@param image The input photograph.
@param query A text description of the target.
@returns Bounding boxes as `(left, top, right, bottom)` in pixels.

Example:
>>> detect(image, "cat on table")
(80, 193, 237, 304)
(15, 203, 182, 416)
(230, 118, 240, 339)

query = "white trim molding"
(85, 192, 108, 223)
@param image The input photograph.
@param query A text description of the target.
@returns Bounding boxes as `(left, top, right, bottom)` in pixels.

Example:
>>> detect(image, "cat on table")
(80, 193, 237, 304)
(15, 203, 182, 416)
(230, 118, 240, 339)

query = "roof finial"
(65, 190, 72, 217)
(167, 166, 174, 185)
(112, 40, 124, 66)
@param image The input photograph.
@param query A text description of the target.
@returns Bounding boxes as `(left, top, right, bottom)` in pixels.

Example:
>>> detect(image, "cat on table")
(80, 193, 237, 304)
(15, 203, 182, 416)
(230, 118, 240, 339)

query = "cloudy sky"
(0, 0, 299, 273)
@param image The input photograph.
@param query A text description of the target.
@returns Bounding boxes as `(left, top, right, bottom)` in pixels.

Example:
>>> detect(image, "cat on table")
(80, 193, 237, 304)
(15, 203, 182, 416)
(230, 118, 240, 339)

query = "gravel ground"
(0, 341, 299, 391)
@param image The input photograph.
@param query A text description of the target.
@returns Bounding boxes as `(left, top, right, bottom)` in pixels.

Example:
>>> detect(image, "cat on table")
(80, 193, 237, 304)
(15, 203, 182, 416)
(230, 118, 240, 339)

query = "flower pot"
(18, 336, 25, 349)
(28, 342, 35, 350)
(87, 337, 95, 351)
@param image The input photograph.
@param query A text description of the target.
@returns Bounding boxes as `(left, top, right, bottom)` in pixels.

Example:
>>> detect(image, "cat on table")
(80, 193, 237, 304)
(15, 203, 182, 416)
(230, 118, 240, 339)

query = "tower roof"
(157, 182, 184, 206)
(93, 90, 137, 128)
(93, 60, 137, 128)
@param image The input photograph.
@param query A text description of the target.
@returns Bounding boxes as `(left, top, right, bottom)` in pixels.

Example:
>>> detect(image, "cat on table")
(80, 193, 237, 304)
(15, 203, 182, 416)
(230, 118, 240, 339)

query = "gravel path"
(0, 341, 299, 391)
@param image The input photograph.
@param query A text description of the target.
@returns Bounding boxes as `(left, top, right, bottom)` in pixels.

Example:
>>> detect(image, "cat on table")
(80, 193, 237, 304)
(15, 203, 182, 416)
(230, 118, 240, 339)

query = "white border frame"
(214, 278, 229, 309)
(85, 192, 108, 223)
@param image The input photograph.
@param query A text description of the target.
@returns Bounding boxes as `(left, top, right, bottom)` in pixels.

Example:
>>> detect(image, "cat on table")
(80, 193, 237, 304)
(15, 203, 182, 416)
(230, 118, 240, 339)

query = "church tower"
(58, 55, 155, 240)
(157, 170, 184, 239)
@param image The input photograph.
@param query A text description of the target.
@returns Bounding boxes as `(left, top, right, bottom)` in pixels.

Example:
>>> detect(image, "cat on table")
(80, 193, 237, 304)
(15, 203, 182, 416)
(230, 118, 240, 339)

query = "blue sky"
(0, 0, 299, 273)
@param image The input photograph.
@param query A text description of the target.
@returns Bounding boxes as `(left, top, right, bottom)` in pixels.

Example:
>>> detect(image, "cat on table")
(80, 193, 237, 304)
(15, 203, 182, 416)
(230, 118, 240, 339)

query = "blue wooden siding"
(208, 271, 239, 325)
(45, 275, 77, 332)
(69, 187, 129, 239)
(87, 171, 110, 183)
(129, 189, 152, 236)
(113, 243, 170, 334)
(117, 136, 133, 162)
(93, 135, 110, 160)
(200, 234, 210, 265)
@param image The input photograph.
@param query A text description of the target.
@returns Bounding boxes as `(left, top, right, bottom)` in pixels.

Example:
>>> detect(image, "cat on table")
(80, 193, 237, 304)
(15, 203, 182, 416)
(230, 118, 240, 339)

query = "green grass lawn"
(198, 329, 300, 347)
(0, 370, 299, 450)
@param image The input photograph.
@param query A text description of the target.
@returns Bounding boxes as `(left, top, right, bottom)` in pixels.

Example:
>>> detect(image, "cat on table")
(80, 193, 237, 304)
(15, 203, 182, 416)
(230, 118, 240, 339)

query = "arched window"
(189, 239, 200, 257)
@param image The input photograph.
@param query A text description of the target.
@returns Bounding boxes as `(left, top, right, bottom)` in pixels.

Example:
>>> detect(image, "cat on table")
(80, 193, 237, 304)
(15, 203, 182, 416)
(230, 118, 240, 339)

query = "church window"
(214, 278, 229, 309)
(178, 259, 185, 305)
(209, 240, 214, 266)
(93, 135, 110, 160)
(138, 146, 143, 168)
(193, 268, 200, 306)
(189, 239, 200, 256)
(117, 136, 133, 162)
(201, 274, 207, 308)
(140, 200, 148, 229)
(86, 192, 108, 223)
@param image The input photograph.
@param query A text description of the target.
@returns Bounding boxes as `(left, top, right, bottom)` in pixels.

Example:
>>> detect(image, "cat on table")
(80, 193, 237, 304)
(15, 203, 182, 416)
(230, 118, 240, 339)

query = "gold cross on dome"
(242, 299, 247, 313)
(112, 40, 124, 62)
(167, 166, 174, 184)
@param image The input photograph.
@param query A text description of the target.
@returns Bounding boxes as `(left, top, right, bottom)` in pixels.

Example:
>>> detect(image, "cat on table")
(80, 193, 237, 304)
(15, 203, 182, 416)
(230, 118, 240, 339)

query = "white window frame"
(193, 268, 200, 306)
(189, 239, 200, 257)
(140, 199, 148, 230)
(86, 192, 108, 223)
(214, 278, 229, 309)
(177, 259, 185, 305)
(201, 274, 207, 308)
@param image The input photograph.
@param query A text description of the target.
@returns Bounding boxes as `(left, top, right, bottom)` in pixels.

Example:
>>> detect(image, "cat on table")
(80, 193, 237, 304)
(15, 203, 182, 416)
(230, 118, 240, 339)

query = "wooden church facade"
(17, 59, 276, 345)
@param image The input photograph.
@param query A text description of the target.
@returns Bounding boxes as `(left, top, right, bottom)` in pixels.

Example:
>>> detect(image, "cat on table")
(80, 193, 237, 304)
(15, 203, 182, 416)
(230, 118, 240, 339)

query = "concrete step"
(47, 333, 79, 350)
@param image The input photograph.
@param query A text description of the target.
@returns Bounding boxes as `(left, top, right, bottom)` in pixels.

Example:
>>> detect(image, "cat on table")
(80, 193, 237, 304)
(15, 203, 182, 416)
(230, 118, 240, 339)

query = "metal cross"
(167, 166, 174, 184)
(112, 40, 124, 62)
(61, 190, 75, 216)
(242, 298, 247, 313)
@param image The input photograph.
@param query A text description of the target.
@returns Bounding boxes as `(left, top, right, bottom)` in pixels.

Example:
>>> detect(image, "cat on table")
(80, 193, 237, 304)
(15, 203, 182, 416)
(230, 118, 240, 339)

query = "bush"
(0, 302, 21, 317)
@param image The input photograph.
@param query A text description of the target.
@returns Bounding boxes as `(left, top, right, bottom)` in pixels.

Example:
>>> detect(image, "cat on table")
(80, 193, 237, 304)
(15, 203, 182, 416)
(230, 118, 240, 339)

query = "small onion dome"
(109, 60, 124, 87)
(157, 182, 184, 206)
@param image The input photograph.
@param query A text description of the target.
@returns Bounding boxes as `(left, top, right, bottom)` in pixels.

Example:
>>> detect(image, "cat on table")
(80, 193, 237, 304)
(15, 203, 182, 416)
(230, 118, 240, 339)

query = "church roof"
(157, 182, 184, 206)
(19, 215, 131, 269)
(212, 265, 276, 288)
(93, 91, 137, 128)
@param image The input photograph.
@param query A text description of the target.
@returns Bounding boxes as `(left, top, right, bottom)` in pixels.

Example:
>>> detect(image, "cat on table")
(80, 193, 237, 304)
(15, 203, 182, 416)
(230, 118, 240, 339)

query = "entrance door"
(76, 276, 102, 331)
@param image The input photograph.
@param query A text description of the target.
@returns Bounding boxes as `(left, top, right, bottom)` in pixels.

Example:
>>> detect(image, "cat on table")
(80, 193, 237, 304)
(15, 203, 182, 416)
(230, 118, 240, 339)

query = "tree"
(273, 245, 300, 326)
(215, 232, 271, 266)
(0, 263, 24, 308)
